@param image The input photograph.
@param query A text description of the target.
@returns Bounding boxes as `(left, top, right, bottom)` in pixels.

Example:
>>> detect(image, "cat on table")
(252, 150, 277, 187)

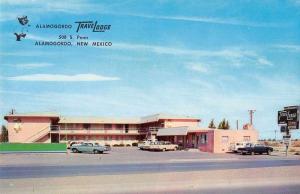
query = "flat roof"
(4, 112, 201, 124)
(4, 112, 59, 120)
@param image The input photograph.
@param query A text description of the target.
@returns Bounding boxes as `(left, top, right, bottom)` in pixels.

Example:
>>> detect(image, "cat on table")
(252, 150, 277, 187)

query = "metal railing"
(24, 125, 51, 142)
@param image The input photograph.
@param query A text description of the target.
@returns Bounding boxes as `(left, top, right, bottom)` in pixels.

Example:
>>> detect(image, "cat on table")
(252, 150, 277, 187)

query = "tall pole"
(248, 110, 256, 125)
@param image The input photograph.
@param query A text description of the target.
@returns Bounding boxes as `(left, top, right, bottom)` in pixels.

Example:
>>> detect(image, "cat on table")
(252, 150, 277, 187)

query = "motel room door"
(51, 133, 60, 143)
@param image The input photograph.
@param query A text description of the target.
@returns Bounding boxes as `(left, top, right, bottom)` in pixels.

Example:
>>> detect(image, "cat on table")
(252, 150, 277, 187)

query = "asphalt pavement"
(1, 159, 300, 179)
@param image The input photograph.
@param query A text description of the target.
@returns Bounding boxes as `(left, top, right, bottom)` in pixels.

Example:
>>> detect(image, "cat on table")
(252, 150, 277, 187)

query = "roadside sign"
(283, 138, 291, 145)
(283, 135, 291, 139)
(280, 126, 287, 133)
(278, 110, 287, 125)
(278, 106, 299, 130)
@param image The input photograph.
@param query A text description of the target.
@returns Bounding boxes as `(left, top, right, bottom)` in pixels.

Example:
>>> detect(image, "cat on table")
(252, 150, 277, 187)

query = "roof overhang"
(157, 126, 189, 136)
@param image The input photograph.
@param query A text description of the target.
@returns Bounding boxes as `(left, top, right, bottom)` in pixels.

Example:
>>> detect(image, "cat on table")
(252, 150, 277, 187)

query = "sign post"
(278, 105, 299, 157)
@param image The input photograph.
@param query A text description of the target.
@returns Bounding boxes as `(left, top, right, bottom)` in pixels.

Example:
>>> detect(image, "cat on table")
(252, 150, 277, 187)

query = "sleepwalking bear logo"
(14, 16, 30, 41)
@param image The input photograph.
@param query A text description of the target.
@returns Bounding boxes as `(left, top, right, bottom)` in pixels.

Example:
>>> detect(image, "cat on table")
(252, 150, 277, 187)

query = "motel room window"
(243, 136, 251, 142)
(104, 124, 112, 130)
(221, 136, 229, 144)
(83, 124, 91, 129)
(200, 134, 207, 144)
(116, 124, 123, 130)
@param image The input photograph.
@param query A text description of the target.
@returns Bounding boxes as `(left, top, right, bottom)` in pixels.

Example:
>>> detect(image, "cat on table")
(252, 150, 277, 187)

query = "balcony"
(58, 128, 145, 135)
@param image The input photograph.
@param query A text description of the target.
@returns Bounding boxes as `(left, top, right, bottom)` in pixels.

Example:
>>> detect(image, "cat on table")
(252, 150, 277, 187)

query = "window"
(243, 136, 250, 142)
(200, 134, 207, 144)
(83, 124, 91, 129)
(104, 124, 112, 130)
(116, 124, 123, 130)
(221, 136, 229, 144)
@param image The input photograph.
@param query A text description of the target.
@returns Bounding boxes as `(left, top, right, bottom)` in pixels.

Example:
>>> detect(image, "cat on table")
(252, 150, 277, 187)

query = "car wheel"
(93, 150, 99, 154)
(72, 148, 78, 153)
(162, 148, 166, 152)
(174, 147, 177, 151)
(267, 150, 270, 155)
(251, 151, 254, 155)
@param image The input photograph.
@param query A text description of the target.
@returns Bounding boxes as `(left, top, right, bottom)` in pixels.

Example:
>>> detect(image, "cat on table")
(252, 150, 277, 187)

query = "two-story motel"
(4, 112, 258, 153)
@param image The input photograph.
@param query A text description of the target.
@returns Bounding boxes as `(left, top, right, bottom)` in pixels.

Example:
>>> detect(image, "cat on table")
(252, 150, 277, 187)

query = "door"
(51, 134, 59, 143)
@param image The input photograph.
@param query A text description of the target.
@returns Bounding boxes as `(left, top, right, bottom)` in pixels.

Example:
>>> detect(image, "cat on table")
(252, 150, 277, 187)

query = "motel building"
(4, 112, 258, 153)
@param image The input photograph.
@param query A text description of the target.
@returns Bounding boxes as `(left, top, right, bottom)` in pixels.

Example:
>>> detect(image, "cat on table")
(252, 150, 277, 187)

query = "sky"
(0, 0, 299, 139)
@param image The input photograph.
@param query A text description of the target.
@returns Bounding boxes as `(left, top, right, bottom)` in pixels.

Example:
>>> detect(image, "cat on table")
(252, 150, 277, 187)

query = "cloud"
(186, 62, 209, 73)
(12, 63, 53, 69)
(124, 13, 280, 28)
(257, 58, 273, 66)
(273, 44, 300, 52)
(5, 74, 120, 81)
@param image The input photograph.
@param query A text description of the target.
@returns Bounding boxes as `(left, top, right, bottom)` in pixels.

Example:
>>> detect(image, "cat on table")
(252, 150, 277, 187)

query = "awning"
(157, 126, 189, 136)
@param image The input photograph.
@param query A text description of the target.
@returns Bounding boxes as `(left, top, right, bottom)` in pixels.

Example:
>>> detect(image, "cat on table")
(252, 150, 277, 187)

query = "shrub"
(292, 141, 300, 147)
(132, 142, 138, 146)
(119, 144, 125, 147)
(126, 144, 131, 147)
(113, 144, 119, 147)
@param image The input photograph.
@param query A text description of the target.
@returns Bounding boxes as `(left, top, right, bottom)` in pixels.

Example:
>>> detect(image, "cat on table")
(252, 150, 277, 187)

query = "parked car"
(71, 142, 110, 154)
(230, 142, 252, 153)
(67, 141, 83, 149)
(148, 141, 178, 151)
(238, 143, 273, 155)
(138, 139, 157, 150)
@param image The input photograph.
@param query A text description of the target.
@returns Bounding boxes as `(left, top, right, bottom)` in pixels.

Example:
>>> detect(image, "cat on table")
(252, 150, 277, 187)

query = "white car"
(138, 139, 157, 150)
(148, 141, 178, 151)
(230, 142, 252, 153)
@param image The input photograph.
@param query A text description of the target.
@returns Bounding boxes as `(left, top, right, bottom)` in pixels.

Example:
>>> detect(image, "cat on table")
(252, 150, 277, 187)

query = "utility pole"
(274, 129, 277, 140)
(236, 120, 239, 130)
(248, 109, 256, 125)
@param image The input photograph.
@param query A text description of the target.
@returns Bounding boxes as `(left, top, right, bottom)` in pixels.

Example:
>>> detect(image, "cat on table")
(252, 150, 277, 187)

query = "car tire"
(267, 150, 271, 155)
(72, 148, 78, 153)
(162, 148, 166, 152)
(93, 150, 99, 154)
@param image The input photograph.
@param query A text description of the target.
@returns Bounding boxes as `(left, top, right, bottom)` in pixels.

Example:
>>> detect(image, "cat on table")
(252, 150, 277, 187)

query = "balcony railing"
(58, 128, 148, 135)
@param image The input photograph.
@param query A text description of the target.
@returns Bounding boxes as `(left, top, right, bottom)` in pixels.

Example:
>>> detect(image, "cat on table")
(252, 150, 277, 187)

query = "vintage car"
(138, 139, 157, 150)
(148, 141, 178, 151)
(70, 143, 110, 154)
(238, 143, 273, 155)
(230, 142, 252, 153)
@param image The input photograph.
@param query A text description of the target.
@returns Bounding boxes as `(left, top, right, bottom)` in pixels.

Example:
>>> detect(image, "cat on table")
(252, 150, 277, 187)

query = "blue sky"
(0, 0, 300, 139)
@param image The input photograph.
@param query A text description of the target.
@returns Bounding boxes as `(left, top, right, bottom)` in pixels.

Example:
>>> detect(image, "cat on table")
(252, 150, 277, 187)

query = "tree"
(208, 119, 216, 129)
(1, 125, 8, 142)
(224, 120, 230, 130)
(218, 119, 226, 129)
(218, 119, 230, 130)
